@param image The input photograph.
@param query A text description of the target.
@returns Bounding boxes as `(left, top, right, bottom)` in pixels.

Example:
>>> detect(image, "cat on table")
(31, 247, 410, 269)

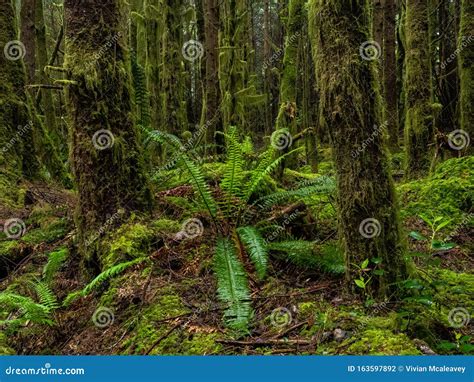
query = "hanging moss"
(308, 0, 408, 298)
(404, 0, 435, 178)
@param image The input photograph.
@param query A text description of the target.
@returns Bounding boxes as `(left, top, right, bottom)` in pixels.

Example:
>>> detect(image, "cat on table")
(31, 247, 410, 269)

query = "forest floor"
(0, 155, 472, 355)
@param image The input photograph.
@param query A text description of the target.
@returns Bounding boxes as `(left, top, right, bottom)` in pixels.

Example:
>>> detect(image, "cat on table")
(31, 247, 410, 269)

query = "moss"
(180, 333, 222, 355)
(430, 268, 474, 312)
(398, 157, 473, 227)
(0, 240, 20, 256)
(21, 218, 69, 245)
(346, 329, 421, 355)
(151, 218, 181, 235)
(0, 332, 15, 355)
(103, 223, 154, 268)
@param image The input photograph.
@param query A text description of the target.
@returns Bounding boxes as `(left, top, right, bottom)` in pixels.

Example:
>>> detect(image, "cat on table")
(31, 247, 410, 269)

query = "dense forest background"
(0, 0, 472, 355)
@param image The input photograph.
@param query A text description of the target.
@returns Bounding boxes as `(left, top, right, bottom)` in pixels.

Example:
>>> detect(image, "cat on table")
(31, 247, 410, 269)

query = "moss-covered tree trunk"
(309, 0, 408, 298)
(458, 0, 474, 153)
(404, 0, 435, 178)
(0, 0, 40, 208)
(64, 0, 152, 268)
(20, 0, 36, 84)
(274, 0, 304, 172)
(203, 0, 223, 154)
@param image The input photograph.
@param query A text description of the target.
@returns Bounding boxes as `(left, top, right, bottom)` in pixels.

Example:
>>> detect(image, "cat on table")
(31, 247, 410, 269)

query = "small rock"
(333, 328, 347, 342)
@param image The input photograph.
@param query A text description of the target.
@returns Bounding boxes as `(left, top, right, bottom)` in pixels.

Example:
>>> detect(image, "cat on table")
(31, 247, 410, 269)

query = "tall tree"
(383, 0, 399, 148)
(202, 0, 223, 153)
(20, 0, 36, 84)
(64, 0, 152, 267)
(458, 0, 474, 152)
(309, 0, 408, 297)
(0, 0, 39, 206)
(404, 0, 435, 177)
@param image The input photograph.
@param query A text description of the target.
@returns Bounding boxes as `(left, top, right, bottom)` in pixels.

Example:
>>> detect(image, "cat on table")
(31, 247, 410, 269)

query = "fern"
(131, 51, 150, 129)
(220, 127, 245, 198)
(269, 241, 345, 274)
(82, 257, 146, 296)
(32, 281, 59, 311)
(0, 292, 54, 327)
(237, 226, 268, 280)
(214, 238, 252, 333)
(256, 176, 336, 210)
(43, 247, 68, 283)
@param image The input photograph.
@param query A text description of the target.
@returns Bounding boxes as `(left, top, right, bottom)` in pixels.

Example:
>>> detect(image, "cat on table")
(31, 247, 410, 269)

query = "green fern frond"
(82, 258, 146, 296)
(269, 241, 345, 274)
(237, 226, 268, 280)
(32, 281, 59, 311)
(221, 127, 245, 198)
(131, 51, 151, 129)
(214, 238, 252, 333)
(43, 247, 68, 283)
(0, 293, 54, 326)
(256, 176, 336, 210)
(244, 146, 304, 203)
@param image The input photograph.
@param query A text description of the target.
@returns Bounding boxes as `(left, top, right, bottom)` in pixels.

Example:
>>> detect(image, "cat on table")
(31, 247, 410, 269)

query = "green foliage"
(82, 258, 146, 296)
(43, 247, 68, 283)
(31, 281, 59, 311)
(131, 51, 150, 129)
(214, 238, 252, 334)
(237, 226, 268, 280)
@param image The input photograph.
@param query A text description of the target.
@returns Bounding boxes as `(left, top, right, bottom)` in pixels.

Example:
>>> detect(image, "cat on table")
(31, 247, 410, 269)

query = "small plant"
(409, 214, 455, 252)
(352, 258, 385, 293)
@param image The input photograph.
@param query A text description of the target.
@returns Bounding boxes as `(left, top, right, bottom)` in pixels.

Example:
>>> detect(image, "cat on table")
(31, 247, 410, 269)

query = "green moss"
(151, 218, 181, 235)
(103, 223, 154, 268)
(0, 240, 20, 256)
(0, 332, 15, 355)
(21, 218, 69, 245)
(180, 333, 222, 355)
(430, 268, 474, 312)
(398, 157, 473, 227)
(346, 329, 421, 355)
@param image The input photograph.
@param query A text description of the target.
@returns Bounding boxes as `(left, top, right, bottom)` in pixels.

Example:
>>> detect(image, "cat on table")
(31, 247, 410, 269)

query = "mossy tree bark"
(404, 0, 435, 178)
(20, 0, 36, 84)
(274, 0, 304, 172)
(309, 0, 408, 298)
(202, 0, 223, 154)
(0, 0, 40, 207)
(64, 0, 153, 268)
(458, 0, 474, 153)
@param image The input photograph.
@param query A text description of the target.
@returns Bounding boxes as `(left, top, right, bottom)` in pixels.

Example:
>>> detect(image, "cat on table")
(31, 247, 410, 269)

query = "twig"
(144, 322, 182, 355)
(271, 321, 308, 339)
(216, 339, 313, 347)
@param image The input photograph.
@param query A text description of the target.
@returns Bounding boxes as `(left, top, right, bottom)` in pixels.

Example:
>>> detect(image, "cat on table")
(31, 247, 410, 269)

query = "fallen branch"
(216, 338, 313, 347)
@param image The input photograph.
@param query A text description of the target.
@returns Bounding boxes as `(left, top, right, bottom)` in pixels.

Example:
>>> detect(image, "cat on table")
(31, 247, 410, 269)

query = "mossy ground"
(0, 156, 472, 355)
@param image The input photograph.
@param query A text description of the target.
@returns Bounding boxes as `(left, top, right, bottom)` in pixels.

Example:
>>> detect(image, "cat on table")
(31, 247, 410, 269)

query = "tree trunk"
(309, 0, 408, 298)
(404, 0, 435, 178)
(383, 0, 399, 149)
(64, 0, 153, 268)
(203, 0, 223, 154)
(458, 0, 474, 153)
(20, 0, 36, 84)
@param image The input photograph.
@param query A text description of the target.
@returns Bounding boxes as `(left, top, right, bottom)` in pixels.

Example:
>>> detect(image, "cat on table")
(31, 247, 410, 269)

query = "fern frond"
(221, 127, 245, 198)
(256, 176, 336, 210)
(131, 51, 151, 129)
(0, 293, 53, 326)
(82, 258, 146, 296)
(244, 146, 304, 203)
(214, 238, 252, 333)
(237, 226, 268, 280)
(43, 247, 68, 283)
(269, 241, 345, 274)
(32, 281, 59, 311)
